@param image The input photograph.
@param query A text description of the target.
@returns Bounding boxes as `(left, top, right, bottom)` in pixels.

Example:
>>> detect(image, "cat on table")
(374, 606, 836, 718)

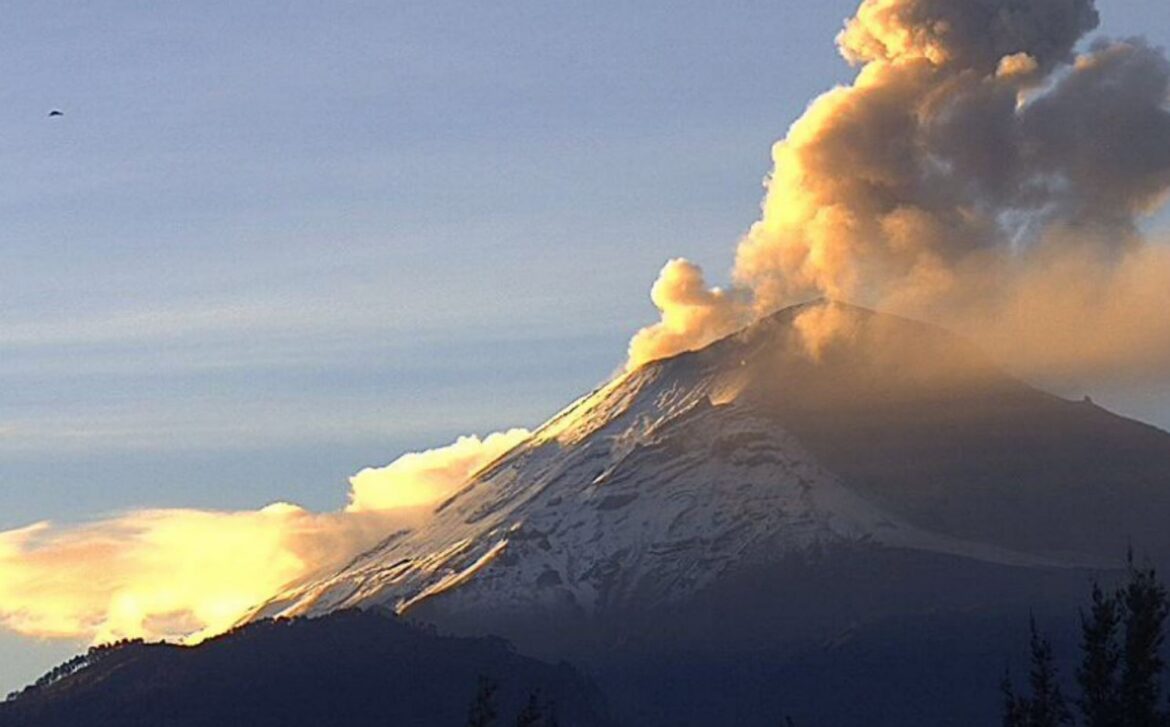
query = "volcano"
(254, 302, 1170, 725)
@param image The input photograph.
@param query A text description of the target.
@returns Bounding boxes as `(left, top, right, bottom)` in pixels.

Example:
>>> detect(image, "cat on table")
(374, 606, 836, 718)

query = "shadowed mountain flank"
(696, 303, 1170, 558)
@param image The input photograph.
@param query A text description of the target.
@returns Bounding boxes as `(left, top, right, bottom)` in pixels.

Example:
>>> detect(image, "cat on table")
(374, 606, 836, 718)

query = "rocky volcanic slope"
(253, 303, 1170, 633)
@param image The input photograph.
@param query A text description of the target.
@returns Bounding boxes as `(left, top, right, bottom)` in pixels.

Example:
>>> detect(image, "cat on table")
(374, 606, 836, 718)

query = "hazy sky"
(2, 0, 1169, 693)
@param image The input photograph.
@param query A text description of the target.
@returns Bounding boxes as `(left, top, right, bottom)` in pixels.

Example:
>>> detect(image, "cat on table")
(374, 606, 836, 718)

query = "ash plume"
(630, 0, 1170, 380)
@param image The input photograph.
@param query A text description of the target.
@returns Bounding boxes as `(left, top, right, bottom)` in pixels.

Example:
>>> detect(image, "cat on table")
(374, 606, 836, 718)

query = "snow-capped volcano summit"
(252, 303, 1170, 638)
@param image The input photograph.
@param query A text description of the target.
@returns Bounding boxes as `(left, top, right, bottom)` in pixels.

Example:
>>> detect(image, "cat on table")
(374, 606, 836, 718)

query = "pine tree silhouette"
(1002, 670, 1028, 727)
(1026, 616, 1073, 726)
(1119, 552, 1168, 727)
(1000, 618, 1072, 726)
(1001, 551, 1170, 727)
(514, 691, 543, 727)
(1078, 583, 1122, 727)
(467, 676, 499, 727)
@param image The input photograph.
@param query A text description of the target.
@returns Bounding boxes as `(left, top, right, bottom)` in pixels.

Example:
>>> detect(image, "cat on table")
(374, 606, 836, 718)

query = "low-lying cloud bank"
(0, 430, 530, 644)
(347, 429, 530, 512)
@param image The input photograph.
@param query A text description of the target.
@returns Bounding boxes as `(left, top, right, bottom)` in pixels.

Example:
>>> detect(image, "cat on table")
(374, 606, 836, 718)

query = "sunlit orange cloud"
(941, 241, 1170, 384)
(0, 430, 529, 644)
(627, 0, 1170, 379)
(347, 429, 530, 511)
(626, 259, 751, 370)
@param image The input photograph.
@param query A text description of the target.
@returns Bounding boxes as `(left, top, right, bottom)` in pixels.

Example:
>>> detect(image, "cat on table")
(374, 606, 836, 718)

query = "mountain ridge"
(0, 609, 614, 727)
(249, 302, 1169, 632)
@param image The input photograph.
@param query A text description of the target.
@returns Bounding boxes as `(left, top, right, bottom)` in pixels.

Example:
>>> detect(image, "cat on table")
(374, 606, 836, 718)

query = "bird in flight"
(48, 110, 63, 117)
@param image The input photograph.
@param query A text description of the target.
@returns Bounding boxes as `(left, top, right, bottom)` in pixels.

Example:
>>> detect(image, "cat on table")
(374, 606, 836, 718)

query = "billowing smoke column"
(626, 259, 752, 369)
(630, 0, 1170, 375)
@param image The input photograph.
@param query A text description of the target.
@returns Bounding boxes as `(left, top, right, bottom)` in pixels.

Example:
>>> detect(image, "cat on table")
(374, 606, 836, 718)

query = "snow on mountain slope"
(251, 303, 1089, 624)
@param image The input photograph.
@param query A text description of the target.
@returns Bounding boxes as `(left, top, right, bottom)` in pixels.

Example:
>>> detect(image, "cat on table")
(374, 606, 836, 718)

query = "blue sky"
(0, 1, 854, 520)
(2, 0, 1169, 692)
